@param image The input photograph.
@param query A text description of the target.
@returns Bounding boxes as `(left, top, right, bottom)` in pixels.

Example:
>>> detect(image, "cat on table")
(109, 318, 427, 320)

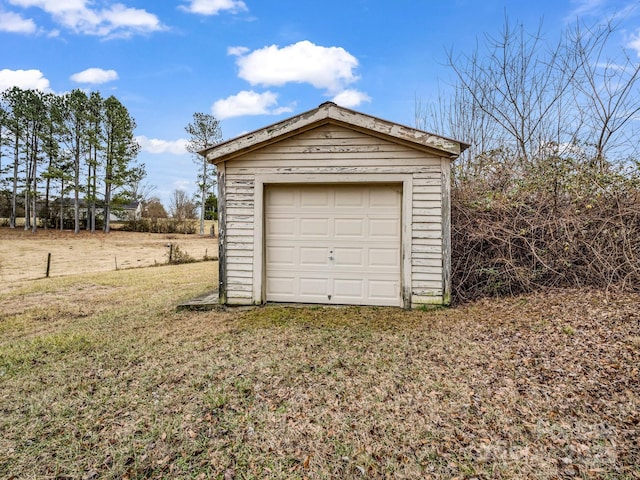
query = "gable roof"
(202, 102, 470, 164)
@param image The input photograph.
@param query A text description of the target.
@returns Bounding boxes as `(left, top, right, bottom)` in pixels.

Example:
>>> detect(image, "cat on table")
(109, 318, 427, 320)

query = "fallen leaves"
(1, 285, 639, 478)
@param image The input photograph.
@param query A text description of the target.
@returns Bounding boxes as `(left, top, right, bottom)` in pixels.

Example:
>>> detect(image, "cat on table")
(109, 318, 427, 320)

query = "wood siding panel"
(227, 262, 253, 271)
(227, 166, 440, 175)
(412, 238, 442, 246)
(411, 170, 444, 303)
(226, 248, 253, 257)
(224, 172, 256, 304)
(412, 251, 442, 259)
(227, 270, 253, 278)
(227, 255, 253, 264)
(237, 125, 441, 162)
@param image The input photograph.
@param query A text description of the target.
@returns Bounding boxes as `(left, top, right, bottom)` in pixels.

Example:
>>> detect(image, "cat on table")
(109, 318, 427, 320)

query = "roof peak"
(203, 103, 469, 162)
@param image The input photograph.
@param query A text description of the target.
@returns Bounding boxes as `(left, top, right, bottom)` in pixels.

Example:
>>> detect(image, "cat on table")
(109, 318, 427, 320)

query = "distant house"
(202, 102, 469, 308)
(109, 201, 142, 222)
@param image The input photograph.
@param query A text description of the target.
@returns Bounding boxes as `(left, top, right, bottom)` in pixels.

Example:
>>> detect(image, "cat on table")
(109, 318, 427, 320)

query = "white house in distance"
(202, 102, 469, 308)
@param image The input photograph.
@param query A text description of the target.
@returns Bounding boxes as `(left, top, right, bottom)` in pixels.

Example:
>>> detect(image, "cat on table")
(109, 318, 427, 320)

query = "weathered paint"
(441, 156, 452, 306)
(202, 103, 468, 308)
(217, 162, 227, 304)
(204, 102, 468, 164)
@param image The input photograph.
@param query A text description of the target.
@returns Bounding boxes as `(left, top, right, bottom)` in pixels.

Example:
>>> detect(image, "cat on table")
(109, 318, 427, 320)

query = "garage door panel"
(267, 276, 296, 297)
(333, 247, 364, 267)
(300, 189, 330, 207)
(267, 246, 297, 265)
(369, 247, 400, 267)
(333, 278, 365, 298)
(299, 277, 329, 296)
(370, 187, 401, 207)
(267, 217, 296, 236)
(265, 183, 402, 307)
(335, 189, 365, 207)
(369, 218, 400, 238)
(368, 280, 400, 300)
(300, 247, 329, 266)
(334, 218, 365, 238)
(300, 218, 330, 237)
(267, 189, 296, 207)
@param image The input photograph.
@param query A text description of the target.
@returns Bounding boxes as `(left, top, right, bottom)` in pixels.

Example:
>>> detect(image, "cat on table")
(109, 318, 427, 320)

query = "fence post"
(46, 253, 51, 278)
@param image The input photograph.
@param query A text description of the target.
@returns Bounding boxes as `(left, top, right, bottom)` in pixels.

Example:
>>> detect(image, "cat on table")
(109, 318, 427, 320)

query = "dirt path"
(0, 229, 218, 284)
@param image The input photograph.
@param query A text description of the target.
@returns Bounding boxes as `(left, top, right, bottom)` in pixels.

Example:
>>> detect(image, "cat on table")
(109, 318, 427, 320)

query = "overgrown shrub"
(413, 16, 640, 302)
(166, 244, 196, 264)
(122, 218, 197, 234)
(451, 160, 640, 301)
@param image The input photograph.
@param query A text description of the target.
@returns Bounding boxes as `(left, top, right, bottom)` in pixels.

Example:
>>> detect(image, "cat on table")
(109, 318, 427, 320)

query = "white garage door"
(265, 183, 402, 307)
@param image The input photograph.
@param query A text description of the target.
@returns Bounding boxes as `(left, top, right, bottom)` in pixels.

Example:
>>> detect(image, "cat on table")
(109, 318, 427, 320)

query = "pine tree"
(185, 113, 222, 235)
(102, 96, 140, 233)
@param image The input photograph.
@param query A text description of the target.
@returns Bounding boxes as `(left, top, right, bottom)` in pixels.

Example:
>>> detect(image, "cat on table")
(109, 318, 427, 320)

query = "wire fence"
(0, 233, 218, 283)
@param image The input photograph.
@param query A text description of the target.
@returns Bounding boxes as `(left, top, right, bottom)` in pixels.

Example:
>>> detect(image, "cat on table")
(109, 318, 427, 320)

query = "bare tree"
(415, 82, 504, 187)
(418, 14, 640, 191)
(168, 189, 197, 221)
(569, 20, 640, 169)
(414, 14, 640, 301)
(444, 16, 577, 167)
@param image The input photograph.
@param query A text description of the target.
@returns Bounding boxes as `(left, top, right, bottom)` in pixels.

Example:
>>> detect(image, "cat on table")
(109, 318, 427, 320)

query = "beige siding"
(226, 126, 440, 176)
(411, 171, 444, 303)
(221, 124, 447, 306)
(225, 174, 255, 304)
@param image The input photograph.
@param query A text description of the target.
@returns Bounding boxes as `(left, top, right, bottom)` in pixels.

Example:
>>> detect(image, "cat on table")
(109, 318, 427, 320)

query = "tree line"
(417, 17, 640, 300)
(125, 189, 218, 235)
(0, 87, 142, 233)
(120, 112, 221, 235)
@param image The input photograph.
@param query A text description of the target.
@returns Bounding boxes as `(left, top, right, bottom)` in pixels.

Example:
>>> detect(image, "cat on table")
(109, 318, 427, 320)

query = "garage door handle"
(328, 256, 334, 260)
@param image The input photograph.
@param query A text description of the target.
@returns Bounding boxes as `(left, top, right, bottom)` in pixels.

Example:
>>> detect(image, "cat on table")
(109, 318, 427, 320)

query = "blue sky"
(1, 0, 639, 205)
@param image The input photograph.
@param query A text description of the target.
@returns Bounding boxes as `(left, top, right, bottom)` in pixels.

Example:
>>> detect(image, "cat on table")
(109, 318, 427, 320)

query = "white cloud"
(173, 179, 192, 191)
(9, 0, 86, 14)
(136, 136, 189, 155)
(565, 0, 638, 22)
(227, 45, 249, 56)
(212, 90, 293, 119)
(6, 0, 163, 37)
(0, 69, 51, 92)
(567, 0, 605, 17)
(234, 40, 360, 93)
(101, 4, 161, 32)
(0, 9, 36, 33)
(180, 0, 247, 15)
(331, 89, 371, 108)
(70, 67, 118, 84)
(627, 32, 640, 56)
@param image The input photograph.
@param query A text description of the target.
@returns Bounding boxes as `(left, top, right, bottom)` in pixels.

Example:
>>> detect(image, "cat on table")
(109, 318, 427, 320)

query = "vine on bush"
(451, 161, 640, 302)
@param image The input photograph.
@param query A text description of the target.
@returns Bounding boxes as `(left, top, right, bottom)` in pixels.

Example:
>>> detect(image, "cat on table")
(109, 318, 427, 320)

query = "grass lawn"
(1, 262, 638, 479)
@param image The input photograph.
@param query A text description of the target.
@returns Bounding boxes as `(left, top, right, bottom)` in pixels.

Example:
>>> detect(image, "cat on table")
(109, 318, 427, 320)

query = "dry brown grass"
(0, 262, 638, 479)
(0, 228, 218, 284)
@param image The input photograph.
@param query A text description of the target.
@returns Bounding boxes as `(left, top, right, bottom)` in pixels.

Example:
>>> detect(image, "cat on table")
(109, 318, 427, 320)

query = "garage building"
(203, 102, 468, 308)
